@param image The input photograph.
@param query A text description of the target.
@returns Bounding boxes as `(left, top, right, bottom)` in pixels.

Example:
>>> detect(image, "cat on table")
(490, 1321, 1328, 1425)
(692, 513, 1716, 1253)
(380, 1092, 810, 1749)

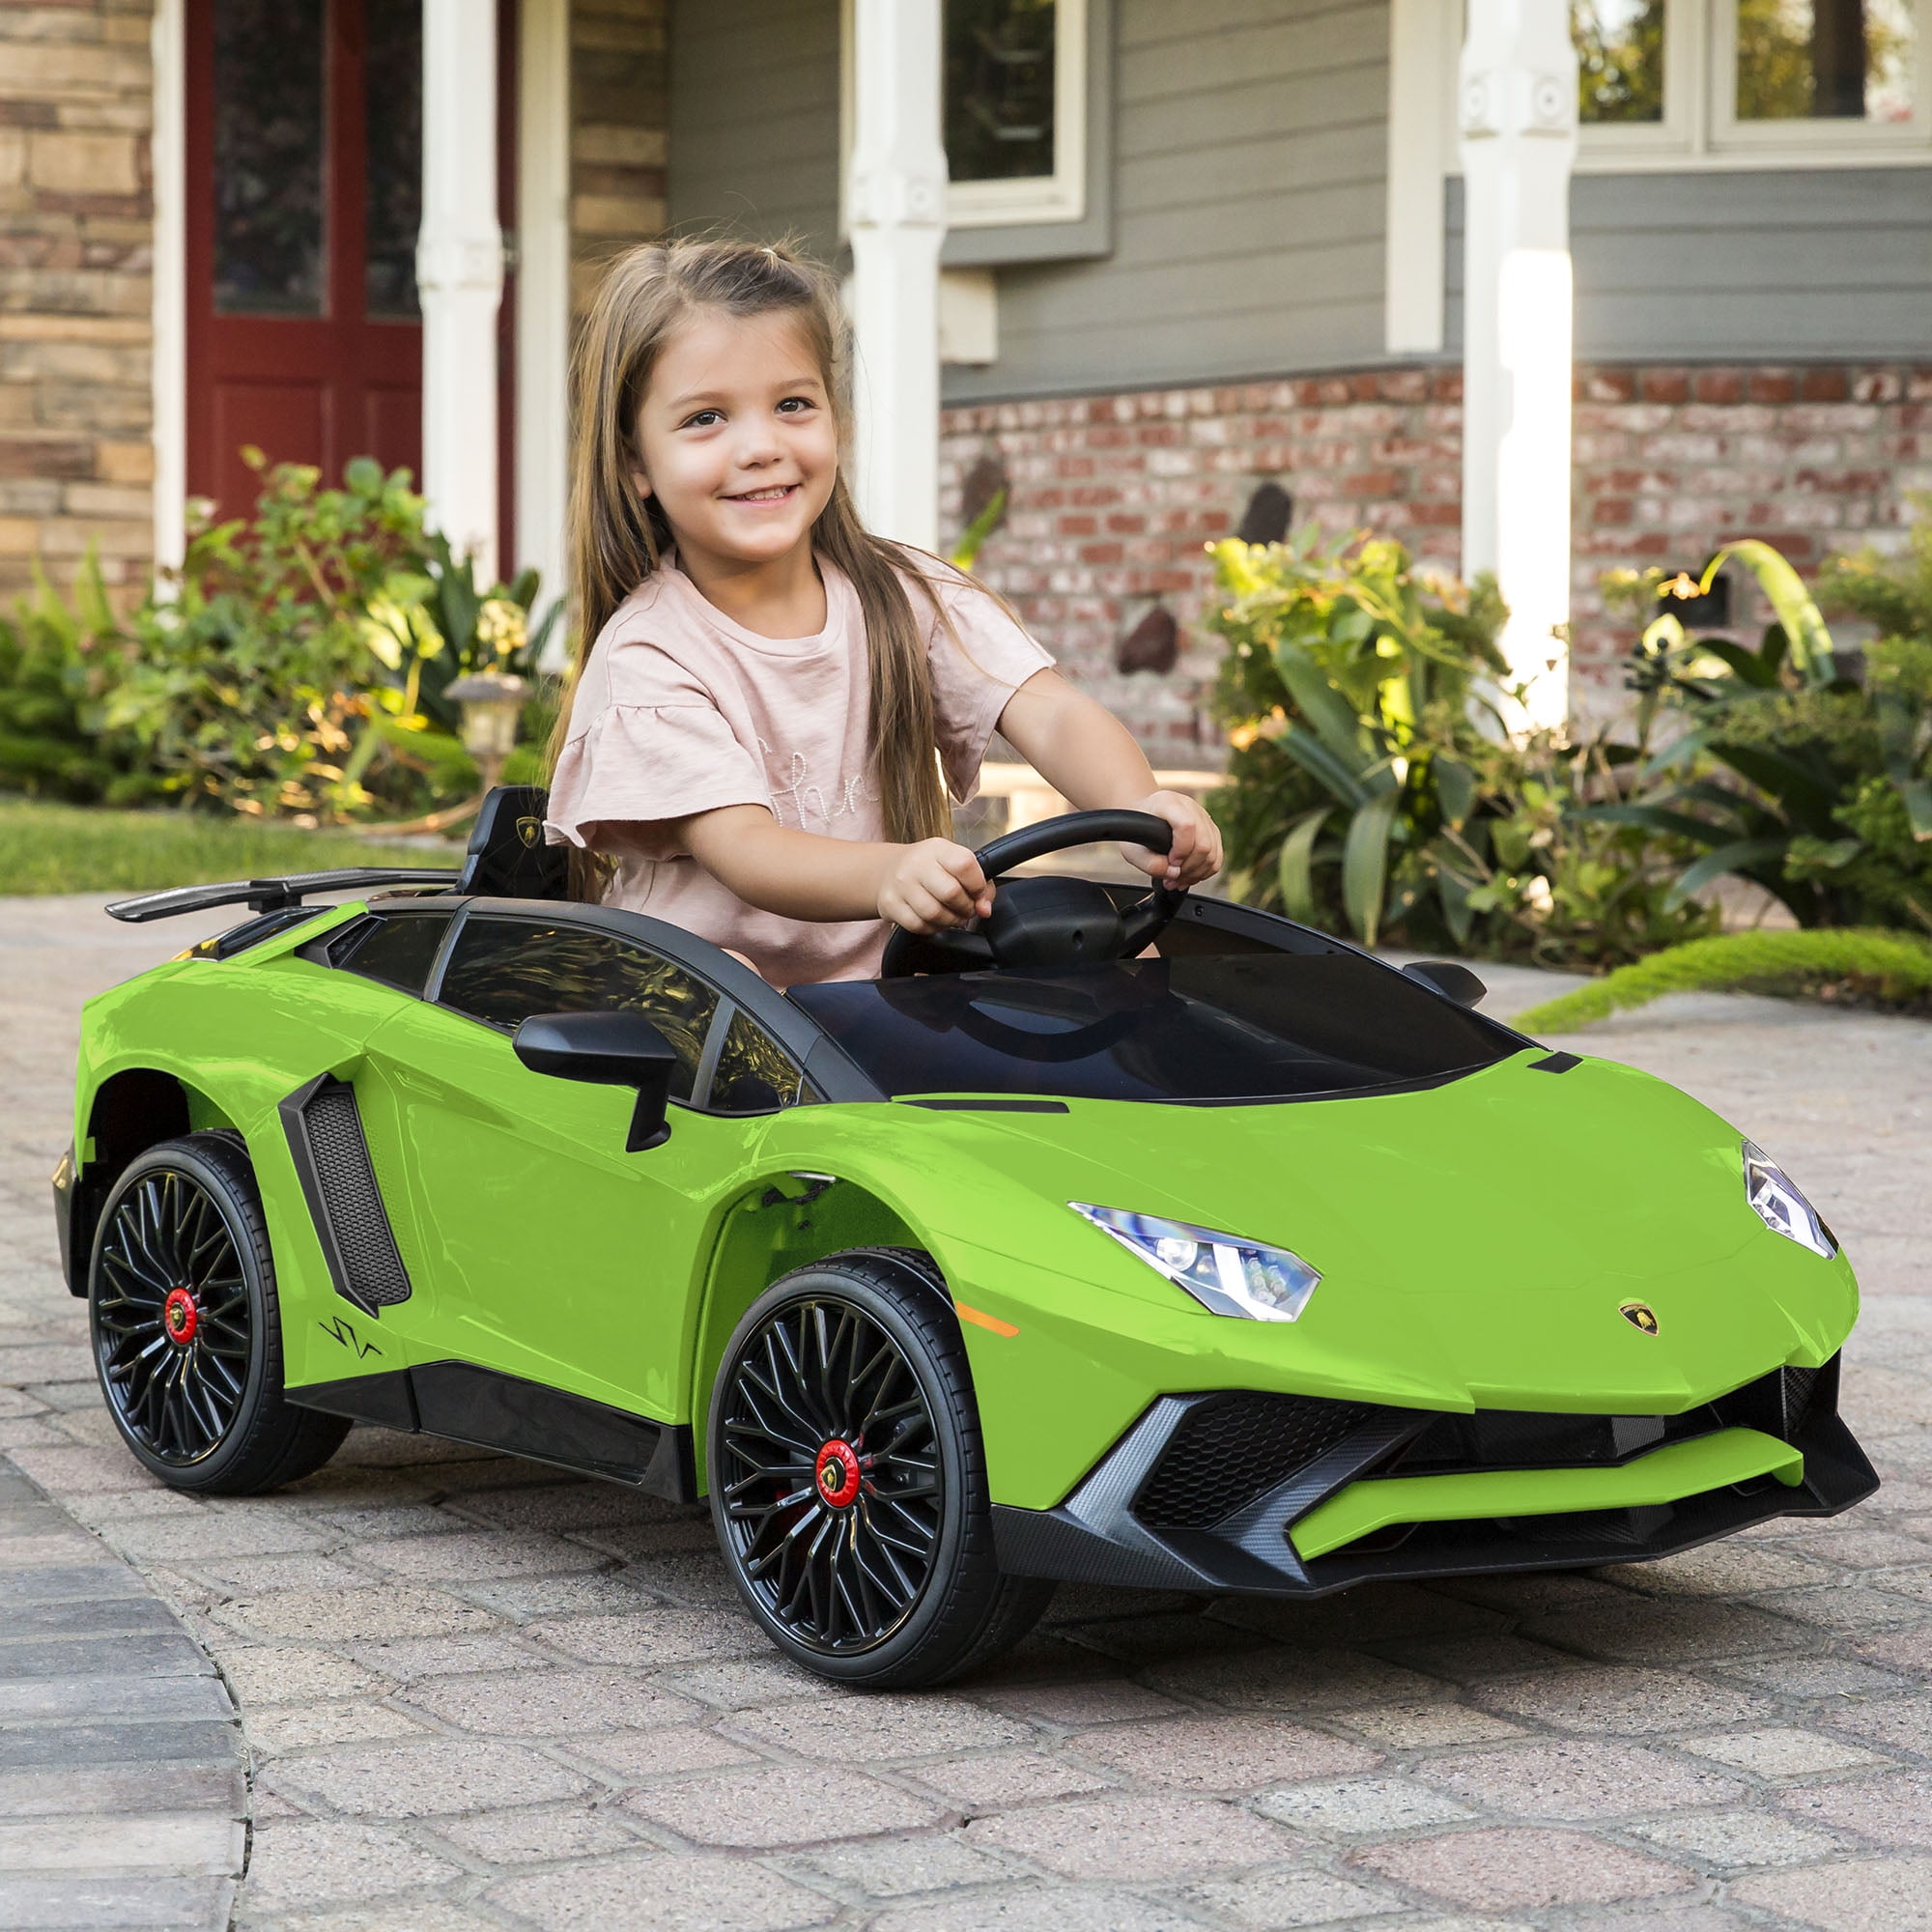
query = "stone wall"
(0, 0, 154, 603)
(942, 361, 1932, 757)
(570, 0, 668, 315)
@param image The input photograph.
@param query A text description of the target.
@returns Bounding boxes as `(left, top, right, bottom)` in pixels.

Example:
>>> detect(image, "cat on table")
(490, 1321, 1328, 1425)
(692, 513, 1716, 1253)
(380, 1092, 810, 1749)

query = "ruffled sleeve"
(920, 567, 1055, 802)
(544, 618, 769, 863)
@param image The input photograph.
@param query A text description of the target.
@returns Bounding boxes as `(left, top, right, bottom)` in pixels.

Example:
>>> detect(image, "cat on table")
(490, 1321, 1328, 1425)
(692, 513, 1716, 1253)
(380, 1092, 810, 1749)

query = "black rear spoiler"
(104, 867, 462, 924)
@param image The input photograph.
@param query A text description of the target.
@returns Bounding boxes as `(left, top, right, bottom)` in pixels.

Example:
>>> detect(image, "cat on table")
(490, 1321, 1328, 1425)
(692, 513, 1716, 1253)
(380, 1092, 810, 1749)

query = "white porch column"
(1459, 0, 1578, 730)
(846, 0, 947, 551)
(418, 0, 504, 582)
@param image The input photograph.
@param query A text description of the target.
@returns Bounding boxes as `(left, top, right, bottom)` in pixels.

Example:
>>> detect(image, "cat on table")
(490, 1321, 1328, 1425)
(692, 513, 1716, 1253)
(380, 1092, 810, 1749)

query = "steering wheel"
(880, 809, 1186, 979)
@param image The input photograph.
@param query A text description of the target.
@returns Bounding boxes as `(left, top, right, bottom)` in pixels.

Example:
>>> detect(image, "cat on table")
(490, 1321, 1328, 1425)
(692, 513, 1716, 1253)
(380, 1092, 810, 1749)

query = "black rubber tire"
(87, 1134, 351, 1494)
(707, 1249, 1052, 1689)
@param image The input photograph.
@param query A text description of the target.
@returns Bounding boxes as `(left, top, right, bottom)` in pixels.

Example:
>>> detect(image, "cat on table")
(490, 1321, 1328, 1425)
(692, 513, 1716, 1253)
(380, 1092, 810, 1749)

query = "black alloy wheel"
(88, 1135, 349, 1493)
(708, 1252, 1052, 1689)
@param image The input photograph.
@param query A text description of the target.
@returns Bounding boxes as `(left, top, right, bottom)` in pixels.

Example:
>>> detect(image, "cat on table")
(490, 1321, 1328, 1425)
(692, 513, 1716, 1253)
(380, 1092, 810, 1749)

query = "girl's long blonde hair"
(553, 238, 951, 889)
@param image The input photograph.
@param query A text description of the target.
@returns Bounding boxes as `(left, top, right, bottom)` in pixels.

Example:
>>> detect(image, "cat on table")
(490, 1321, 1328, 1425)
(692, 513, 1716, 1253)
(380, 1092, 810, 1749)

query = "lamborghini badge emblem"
(1620, 1301, 1660, 1336)
(515, 814, 543, 850)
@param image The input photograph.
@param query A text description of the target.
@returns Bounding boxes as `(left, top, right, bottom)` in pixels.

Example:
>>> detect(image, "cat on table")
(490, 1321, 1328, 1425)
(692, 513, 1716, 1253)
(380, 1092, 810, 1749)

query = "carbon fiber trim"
(278, 1074, 412, 1317)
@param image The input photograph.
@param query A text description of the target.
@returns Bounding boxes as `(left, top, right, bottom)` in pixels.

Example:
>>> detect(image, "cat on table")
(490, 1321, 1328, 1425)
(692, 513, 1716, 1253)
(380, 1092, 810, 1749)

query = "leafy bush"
(1601, 531, 1932, 933)
(1514, 927, 1932, 1033)
(20, 455, 559, 823)
(1206, 532, 1714, 965)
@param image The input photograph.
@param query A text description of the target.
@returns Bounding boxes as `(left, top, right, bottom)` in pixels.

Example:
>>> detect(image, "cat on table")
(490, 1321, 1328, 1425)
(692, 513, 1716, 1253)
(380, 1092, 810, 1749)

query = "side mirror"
(512, 1010, 678, 1151)
(1402, 959, 1487, 1009)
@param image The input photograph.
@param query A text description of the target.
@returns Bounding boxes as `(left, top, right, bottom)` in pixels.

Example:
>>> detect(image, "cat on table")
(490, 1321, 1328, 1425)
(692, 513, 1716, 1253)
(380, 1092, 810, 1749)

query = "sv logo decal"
(318, 1316, 383, 1359)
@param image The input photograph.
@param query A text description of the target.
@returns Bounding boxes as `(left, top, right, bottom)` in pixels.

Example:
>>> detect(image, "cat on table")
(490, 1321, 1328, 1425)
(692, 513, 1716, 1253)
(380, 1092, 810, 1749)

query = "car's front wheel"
(88, 1134, 350, 1493)
(707, 1251, 1051, 1688)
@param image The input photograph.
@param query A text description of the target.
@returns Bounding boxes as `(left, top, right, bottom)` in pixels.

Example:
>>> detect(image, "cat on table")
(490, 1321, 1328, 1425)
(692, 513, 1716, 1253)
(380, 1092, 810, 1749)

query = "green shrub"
(1206, 531, 1714, 965)
(1514, 927, 1932, 1032)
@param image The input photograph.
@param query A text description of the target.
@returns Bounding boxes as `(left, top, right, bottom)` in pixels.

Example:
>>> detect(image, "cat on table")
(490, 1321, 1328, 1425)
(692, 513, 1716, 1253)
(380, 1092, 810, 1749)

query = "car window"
(438, 917, 718, 1102)
(709, 1009, 804, 1115)
(336, 912, 454, 995)
(786, 953, 1515, 1103)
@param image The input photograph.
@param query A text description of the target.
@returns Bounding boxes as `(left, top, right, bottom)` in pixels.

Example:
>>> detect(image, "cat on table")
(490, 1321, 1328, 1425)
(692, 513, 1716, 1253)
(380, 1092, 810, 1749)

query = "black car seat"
(456, 786, 570, 900)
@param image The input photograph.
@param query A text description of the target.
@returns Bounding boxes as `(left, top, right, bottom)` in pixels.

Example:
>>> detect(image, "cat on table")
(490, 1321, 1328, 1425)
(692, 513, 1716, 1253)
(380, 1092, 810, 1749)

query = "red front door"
(185, 0, 423, 521)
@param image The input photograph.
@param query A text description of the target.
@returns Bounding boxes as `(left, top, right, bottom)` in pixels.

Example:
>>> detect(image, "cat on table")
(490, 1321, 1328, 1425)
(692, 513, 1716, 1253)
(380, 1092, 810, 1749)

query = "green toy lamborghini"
(56, 787, 1875, 1687)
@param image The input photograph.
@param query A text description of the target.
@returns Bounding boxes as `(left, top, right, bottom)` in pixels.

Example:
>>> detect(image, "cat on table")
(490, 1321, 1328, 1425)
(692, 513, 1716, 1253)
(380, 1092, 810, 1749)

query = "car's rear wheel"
(88, 1134, 350, 1493)
(707, 1251, 1051, 1688)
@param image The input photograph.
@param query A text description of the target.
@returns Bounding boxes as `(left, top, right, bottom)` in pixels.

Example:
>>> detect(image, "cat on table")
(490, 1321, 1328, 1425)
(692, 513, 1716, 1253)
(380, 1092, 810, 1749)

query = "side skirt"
(286, 1360, 696, 1503)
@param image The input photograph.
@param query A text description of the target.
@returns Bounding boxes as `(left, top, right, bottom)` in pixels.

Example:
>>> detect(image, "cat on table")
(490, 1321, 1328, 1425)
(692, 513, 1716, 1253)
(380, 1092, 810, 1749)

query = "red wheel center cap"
(162, 1288, 198, 1346)
(813, 1438, 862, 1509)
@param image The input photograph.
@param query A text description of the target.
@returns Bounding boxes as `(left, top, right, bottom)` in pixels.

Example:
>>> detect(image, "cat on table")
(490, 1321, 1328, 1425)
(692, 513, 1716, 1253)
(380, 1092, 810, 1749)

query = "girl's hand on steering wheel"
(877, 838, 994, 934)
(1122, 791, 1222, 891)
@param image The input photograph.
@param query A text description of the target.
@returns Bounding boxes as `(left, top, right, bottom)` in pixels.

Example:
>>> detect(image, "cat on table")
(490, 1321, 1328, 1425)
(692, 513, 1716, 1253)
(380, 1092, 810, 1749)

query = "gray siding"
(1447, 169, 1932, 360)
(667, 0, 841, 260)
(945, 0, 1392, 402)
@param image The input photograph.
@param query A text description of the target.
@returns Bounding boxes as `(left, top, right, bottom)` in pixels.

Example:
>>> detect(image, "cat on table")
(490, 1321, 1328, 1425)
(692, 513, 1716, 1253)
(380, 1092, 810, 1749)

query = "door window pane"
(709, 1010, 803, 1116)
(213, 0, 327, 315)
(1574, 0, 1667, 121)
(439, 919, 718, 1102)
(365, 0, 422, 320)
(1736, 0, 1916, 120)
(335, 912, 451, 995)
(946, 0, 1057, 183)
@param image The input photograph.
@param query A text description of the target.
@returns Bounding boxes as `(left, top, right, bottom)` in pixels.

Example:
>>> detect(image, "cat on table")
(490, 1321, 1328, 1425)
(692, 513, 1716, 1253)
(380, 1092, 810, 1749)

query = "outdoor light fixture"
(446, 671, 528, 793)
(1070, 1203, 1321, 1321)
(1742, 1142, 1837, 1261)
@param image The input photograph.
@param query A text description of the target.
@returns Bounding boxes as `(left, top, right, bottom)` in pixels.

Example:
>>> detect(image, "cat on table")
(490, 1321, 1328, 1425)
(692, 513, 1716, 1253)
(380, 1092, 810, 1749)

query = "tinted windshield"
(787, 952, 1517, 1103)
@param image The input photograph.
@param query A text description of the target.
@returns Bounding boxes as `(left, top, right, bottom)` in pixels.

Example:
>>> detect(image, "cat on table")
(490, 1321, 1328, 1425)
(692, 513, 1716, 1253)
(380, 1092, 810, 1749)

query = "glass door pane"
(1573, 1, 1668, 122)
(213, 0, 327, 315)
(365, 0, 422, 320)
(1735, 0, 1917, 121)
(945, 0, 1058, 183)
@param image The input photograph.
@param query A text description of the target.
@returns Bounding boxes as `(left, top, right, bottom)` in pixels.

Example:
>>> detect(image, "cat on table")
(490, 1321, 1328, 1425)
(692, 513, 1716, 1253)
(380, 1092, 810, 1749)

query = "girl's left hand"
(1122, 790, 1222, 892)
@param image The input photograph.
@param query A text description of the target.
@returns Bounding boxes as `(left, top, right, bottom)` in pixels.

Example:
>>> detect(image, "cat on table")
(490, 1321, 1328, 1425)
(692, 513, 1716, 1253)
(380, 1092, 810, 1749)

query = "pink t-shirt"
(544, 554, 1053, 985)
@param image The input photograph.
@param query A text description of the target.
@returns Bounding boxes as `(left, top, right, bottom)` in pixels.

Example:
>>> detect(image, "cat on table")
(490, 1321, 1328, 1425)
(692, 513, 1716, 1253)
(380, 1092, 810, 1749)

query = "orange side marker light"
(953, 1300, 1019, 1338)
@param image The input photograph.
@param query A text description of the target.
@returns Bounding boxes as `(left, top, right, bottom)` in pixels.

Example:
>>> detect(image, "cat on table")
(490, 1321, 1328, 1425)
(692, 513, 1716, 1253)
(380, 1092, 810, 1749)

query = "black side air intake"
(279, 1074, 412, 1316)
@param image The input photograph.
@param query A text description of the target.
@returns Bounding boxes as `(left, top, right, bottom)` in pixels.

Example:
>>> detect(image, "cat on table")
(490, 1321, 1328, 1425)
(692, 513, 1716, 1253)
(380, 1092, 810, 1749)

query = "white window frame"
(1571, 0, 1932, 170)
(841, 0, 1089, 231)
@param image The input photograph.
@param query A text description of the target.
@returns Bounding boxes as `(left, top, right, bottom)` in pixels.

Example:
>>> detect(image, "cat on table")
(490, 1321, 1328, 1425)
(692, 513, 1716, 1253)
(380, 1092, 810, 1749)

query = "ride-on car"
(57, 787, 1876, 1686)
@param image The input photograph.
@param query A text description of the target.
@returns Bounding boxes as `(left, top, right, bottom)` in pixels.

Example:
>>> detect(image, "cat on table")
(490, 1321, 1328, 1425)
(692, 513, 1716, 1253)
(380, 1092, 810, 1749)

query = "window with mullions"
(944, 0, 1085, 224)
(1569, 0, 1928, 158)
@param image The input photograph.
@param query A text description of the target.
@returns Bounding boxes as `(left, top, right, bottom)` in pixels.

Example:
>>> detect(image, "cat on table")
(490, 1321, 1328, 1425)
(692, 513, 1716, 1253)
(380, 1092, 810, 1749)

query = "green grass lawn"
(0, 799, 460, 896)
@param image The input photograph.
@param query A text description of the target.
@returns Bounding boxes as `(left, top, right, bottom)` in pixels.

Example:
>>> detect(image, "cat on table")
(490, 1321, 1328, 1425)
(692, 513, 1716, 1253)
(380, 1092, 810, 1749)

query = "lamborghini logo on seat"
(515, 814, 543, 849)
(1620, 1301, 1661, 1336)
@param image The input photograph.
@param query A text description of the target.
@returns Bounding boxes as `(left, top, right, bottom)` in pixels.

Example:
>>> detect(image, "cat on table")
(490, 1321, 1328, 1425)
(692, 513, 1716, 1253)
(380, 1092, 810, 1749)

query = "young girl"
(545, 238, 1221, 986)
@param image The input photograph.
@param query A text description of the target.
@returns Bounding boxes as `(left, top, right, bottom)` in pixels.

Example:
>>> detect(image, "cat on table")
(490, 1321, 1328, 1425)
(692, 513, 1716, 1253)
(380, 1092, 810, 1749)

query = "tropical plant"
(1514, 927, 1932, 1033)
(1206, 531, 1712, 965)
(1598, 532, 1932, 933)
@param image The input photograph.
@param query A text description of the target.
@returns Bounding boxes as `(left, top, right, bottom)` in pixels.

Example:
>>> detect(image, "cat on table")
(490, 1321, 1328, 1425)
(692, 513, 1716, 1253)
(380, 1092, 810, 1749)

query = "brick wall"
(943, 362, 1932, 756)
(570, 0, 668, 315)
(0, 0, 154, 604)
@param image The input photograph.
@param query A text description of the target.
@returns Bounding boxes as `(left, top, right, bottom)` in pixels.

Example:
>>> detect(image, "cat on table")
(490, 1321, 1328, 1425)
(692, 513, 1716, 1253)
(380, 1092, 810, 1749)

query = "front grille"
(287, 1078, 412, 1312)
(1135, 1392, 1374, 1529)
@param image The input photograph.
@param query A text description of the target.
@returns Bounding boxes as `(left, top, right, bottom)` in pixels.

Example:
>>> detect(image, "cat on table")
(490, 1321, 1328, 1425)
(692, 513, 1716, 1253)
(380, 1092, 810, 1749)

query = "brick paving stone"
(1256, 1773, 1479, 1834)
(1817, 1692, 1932, 1755)
(1713, 1654, 1911, 1698)
(0, 1813, 242, 1873)
(867, 1889, 1204, 1932)
(1354, 1824, 1698, 1909)
(347, 1529, 610, 1581)
(1414, 1739, 1747, 1821)
(1522, 1596, 1813, 1662)
(431, 1804, 641, 1863)
(977, 1678, 1190, 1726)
(1777, 1770, 1932, 1845)
(0, 1875, 237, 1929)
(724, 1691, 1035, 1761)
(900, 1748, 1118, 1811)
(264, 1738, 593, 1817)
(962, 1791, 1297, 1880)
(489, 1852, 840, 1931)
(338, 1634, 539, 1679)
(216, 1585, 500, 1642)
(455, 1572, 661, 1620)
(1328, 1699, 1527, 1747)
(565, 1723, 764, 1780)
(1731, 1854, 1932, 1930)
(1143, 1643, 1450, 1714)
(1629, 1807, 1847, 1867)
(1678, 1726, 1890, 1777)
(242, 1703, 429, 1755)
(788, 1831, 1014, 1898)
(397, 1665, 700, 1736)
(524, 1606, 762, 1666)
(1180, 1865, 1415, 1928)
(1470, 1665, 1772, 1734)
(645, 1655, 823, 1709)
(621, 1762, 949, 1848)
(238, 1819, 467, 1914)
(1599, 1545, 1839, 1595)
(1063, 1713, 1379, 1791)
(215, 1647, 394, 1707)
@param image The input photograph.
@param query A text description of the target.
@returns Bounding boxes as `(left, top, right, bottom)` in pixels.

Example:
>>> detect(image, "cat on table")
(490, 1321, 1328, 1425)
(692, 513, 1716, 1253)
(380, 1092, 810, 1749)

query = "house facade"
(8, 0, 1931, 755)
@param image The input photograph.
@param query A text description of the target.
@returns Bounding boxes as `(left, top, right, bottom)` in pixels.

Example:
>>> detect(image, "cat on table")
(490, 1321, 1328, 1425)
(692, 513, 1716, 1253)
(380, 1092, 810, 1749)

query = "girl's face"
(632, 307, 838, 573)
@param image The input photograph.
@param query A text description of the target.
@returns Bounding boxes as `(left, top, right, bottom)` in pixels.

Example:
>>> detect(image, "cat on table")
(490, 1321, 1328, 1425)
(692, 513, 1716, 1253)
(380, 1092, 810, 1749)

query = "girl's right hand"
(877, 839, 993, 933)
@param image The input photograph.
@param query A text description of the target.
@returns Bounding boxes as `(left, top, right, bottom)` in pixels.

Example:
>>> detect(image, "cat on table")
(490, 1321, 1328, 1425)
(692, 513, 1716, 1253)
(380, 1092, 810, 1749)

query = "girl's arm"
(995, 668, 1223, 889)
(678, 806, 992, 934)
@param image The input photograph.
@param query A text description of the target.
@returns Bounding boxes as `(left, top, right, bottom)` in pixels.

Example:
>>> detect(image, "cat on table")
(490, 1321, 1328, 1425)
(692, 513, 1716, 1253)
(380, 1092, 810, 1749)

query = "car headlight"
(1744, 1141, 1836, 1260)
(1070, 1203, 1321, 1321)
